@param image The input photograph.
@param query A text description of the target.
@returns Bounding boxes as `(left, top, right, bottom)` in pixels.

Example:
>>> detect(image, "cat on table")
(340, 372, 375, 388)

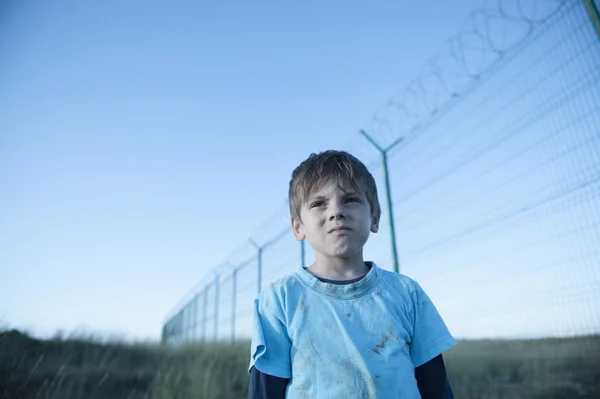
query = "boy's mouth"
(329, 226, 351, 233)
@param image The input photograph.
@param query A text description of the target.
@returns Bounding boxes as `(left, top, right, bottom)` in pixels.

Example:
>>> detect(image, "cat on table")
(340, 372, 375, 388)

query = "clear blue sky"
(3, 0, 600, 343)
(1, 0, 488, 340)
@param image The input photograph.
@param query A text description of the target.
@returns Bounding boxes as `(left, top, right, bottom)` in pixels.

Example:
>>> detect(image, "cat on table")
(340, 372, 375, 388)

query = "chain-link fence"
(162, 0, 600, 345)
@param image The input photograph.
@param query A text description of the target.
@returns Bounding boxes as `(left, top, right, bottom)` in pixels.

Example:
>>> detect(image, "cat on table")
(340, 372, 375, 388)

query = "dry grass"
(1, 328, 599, 398)
(444, 335, 600, 399)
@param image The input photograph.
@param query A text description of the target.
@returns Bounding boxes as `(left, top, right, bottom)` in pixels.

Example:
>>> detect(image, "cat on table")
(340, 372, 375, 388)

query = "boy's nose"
(329, 212, 345, 221)
(328, 203, 345, 220)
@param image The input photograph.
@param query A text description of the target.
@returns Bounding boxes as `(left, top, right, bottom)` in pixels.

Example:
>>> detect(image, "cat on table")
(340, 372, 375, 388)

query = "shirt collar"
(293, 261, 380, 299)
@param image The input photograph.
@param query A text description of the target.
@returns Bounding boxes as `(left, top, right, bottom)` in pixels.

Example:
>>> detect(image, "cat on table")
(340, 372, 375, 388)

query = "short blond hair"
(288, 150, 381, 221)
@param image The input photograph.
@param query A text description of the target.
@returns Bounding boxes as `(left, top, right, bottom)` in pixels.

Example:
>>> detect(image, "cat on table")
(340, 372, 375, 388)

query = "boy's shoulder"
(256, 272, 303, 303)
(376, 265, 423, 294)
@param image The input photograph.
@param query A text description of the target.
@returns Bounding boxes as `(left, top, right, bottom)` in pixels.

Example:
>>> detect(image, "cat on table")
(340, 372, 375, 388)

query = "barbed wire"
(388, 23, 596, 193)
(365, 0, 572, 148)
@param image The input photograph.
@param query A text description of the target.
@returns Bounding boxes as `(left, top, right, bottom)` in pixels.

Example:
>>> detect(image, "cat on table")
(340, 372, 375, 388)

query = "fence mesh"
(162, 0, 600, 345)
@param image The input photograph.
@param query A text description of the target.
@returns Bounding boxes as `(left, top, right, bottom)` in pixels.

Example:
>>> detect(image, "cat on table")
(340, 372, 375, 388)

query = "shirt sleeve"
(248, 293, 292, 379)
(247, 366, 290, 399)
(414, 354, 454, 399)
(409, 282, 456, 367)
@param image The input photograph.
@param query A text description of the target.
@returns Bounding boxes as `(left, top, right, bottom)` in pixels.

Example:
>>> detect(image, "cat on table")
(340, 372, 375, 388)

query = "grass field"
(1, 329, 599, 398)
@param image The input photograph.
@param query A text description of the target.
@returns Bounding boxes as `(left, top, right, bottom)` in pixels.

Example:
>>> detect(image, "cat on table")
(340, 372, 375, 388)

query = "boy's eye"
(346, 197, 360, 203)
(310, 201, 324, 208)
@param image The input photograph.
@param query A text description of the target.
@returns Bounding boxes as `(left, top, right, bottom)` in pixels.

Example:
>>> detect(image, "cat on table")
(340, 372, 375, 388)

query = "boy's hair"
(288, 150, 381, 221)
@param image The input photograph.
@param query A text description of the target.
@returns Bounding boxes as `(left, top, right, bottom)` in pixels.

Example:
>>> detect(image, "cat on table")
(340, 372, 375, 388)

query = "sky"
(2, 0, 599, 342)
(0, 0, 491, 341)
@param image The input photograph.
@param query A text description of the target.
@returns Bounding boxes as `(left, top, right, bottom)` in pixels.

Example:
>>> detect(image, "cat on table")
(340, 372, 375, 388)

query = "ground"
(1, 329, 599, 398)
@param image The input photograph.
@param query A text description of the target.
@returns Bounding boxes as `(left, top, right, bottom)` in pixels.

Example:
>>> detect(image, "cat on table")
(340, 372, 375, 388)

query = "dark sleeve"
(247, 366, 290, 399)
(414, 354, 454, 399)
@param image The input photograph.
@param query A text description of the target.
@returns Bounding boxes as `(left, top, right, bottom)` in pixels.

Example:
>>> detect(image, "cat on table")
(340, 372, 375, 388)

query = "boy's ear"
(370, 215, 380, 233)
(291, 215, 306, 241)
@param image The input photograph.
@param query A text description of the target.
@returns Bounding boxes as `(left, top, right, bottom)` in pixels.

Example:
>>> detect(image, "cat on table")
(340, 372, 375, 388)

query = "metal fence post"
(250, 239, 264, 296)
(582, 0, 600, 39)
(202, 285, 208, 342)
(258, 247, 263, 295)
(184, 306, 189, 342)
(191, 294, 198, 341)
(249, 231, 289, 297)
(175, 311, 180, 344)
(231, 267, 238, 343)
(188, 302, 193, 342)
(359, 129, 403, 273)
(178, 309, 183, 343)
(213, 271, 220, 342)
(182, 308, 187, 343)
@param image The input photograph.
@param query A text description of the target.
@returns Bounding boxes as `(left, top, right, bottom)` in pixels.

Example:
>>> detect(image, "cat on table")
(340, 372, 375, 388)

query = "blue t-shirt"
(248, 262, 456, 398)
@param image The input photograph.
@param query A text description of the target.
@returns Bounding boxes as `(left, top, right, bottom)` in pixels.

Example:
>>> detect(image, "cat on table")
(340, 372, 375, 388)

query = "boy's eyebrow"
(308, 195, 327, 202)
(308, 191, 362, 201)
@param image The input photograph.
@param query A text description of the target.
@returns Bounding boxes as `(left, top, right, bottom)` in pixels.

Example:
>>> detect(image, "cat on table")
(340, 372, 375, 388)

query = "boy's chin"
(327, 245, 363, 259)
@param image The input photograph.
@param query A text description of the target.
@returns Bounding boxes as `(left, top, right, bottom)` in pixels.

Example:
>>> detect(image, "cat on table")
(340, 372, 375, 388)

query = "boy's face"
(291, 179, 379, 260)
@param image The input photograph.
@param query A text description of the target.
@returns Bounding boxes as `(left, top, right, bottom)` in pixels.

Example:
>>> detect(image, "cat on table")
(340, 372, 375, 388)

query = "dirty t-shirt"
(248, 262, 456, 398)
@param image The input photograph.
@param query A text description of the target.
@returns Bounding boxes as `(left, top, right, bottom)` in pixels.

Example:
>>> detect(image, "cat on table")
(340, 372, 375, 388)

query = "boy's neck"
(307, 252, 370, 280)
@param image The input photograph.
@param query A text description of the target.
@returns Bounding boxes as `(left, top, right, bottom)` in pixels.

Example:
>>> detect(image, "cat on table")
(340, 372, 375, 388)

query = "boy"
(247, 150, 456, 398)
